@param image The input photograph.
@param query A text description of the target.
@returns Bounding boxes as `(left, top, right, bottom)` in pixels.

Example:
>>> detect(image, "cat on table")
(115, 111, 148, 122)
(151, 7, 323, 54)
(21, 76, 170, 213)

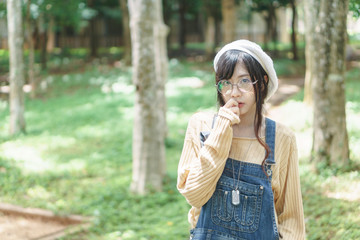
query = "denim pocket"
(211, 175, 264, 233)
(213, 189, 233, 222)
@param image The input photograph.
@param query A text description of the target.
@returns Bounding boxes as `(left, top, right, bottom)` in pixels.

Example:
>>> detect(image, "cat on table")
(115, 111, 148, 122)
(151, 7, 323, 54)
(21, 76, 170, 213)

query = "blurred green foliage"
(349, 0, 360, 18)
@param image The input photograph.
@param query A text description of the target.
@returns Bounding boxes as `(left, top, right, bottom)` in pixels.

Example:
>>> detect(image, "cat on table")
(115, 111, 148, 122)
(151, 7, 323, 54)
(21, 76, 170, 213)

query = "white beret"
(213, 39, 278, 102)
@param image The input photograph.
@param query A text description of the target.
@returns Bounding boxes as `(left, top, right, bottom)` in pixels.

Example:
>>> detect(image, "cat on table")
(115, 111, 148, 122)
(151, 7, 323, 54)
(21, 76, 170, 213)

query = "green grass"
(0, 59, 359, 239)
(274, 67, 360, 240)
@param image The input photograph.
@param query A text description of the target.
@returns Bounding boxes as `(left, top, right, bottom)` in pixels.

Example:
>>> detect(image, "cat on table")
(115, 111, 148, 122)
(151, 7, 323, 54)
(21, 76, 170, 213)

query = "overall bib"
(191, 118, 279, 240)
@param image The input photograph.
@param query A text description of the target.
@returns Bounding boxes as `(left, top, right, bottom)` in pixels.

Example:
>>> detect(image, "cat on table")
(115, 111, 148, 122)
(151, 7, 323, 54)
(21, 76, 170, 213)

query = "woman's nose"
(231, 85, 242, 98)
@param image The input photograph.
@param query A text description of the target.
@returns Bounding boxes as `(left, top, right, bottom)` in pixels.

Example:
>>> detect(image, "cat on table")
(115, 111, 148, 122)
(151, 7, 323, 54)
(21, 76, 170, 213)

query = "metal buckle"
(265, 159, 274, 176)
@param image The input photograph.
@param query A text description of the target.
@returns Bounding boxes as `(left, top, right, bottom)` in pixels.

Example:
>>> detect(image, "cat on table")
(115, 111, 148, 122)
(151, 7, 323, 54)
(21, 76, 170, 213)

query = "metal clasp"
(265, 159, 274, 177)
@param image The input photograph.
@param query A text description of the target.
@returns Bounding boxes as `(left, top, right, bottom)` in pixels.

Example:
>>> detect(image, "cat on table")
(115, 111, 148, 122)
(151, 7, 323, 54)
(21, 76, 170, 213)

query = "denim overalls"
(191, 118, 279, 240)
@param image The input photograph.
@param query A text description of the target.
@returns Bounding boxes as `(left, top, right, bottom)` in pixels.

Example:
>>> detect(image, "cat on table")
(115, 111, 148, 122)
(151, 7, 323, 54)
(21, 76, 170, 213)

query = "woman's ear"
(260, 75, 269, 92)
(264, 75, 269, 84)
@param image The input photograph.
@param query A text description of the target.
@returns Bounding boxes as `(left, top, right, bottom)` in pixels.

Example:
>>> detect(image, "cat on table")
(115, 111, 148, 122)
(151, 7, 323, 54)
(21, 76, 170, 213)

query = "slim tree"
(251, 0, 279, 52)
(88, 0, 99, 58)
(25, 0, 36, 98)
(289, 0, 298, 60)
(203, 0, 221, 59)
(37, 12, 47, 70)
(7, 0, 26, 135)
(129, 0, 168, 194)
(119, 0, 131, 65)
(308, 0, 349, 168)
(221, 0, 236, 43)
(178, 0, 187, 53)
(303, 0, 320, 104)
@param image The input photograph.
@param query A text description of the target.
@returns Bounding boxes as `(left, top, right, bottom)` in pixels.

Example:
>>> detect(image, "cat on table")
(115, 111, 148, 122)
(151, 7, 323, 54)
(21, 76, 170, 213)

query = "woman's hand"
(223, 98, 240, 117)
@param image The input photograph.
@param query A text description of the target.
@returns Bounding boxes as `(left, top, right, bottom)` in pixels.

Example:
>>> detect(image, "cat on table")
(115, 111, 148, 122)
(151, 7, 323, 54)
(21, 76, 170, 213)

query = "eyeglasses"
(215, 79, 258, 95)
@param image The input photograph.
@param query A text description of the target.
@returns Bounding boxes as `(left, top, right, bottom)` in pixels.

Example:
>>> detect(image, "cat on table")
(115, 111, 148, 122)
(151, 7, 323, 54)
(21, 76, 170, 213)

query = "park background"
(1, 0, 360, 239)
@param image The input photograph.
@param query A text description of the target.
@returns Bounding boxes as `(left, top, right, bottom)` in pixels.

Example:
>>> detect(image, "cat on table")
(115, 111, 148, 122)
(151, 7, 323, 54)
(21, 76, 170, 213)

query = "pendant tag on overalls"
(232, 189, 240, 205)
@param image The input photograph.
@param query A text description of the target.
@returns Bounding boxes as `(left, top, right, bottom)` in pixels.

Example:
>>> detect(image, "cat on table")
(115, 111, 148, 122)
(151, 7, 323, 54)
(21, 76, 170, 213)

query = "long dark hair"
(215, 50, 270, 171)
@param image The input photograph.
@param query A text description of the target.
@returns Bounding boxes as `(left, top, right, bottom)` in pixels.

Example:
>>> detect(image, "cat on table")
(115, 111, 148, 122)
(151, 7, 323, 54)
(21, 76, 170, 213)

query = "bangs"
(216, 50, 243, 81)
(215, 50, 263, 84)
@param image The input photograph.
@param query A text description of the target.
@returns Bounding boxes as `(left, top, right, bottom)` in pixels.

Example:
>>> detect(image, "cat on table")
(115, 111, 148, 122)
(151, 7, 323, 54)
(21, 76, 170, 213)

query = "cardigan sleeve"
(276, 133, 306, 240)
(177, 107, 240, 208)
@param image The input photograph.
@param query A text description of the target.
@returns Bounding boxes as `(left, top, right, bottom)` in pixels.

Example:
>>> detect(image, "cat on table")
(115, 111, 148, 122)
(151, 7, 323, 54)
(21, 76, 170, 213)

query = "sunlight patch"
(347, 101, 360, 112)
(27, 186, 51, 200)
(76, 125, 109, 138)
(56, 158, 86, 172)
(43, 136, 77, 149)
(267, 101, 312, 132)
(295, 130, 313, 159)
(167, 110, 189, 124)
(347, 103, 360, 158)
(1, 144, 52, 172)
(167, 77, 205, 96)
(0, 136, 78, 172)
(168, 77, 205, 88)
(62, 74, 70, 83)
(118, 107, 133, 121)
(101, 82, 134, 94)
(349, 133, 360, 158)
(0, 100, 7, 111)
(325, 180, 360, 202)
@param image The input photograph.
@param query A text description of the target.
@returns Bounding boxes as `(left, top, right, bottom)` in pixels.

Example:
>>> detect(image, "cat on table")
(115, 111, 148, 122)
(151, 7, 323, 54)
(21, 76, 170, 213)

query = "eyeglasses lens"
(217, 80, 254, 94)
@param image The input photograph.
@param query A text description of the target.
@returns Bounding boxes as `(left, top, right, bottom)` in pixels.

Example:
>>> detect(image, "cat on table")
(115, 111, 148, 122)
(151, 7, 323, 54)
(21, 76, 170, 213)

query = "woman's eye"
(223, 80, 231, 86)
(241, 78, 251, 84)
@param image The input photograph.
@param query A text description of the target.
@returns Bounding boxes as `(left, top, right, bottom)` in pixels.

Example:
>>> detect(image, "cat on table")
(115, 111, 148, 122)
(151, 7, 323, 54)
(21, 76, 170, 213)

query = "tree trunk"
(196, 12, 205, 43)
(311, 0, 349, 168)
(88, 0, 98, 58)
(221, 0, 236, 43)
(263, 14, 270, 50)
(205, 15, 215, 59)
(38, 13, 47, 71)
(119, 0, 132, 66)
(303, 0, 320, 105)
(178, 0, 186, 53)
(247, 10, 253, 41)
(290, 0, 298, 60)
(129, 0, 168, 194)
(7, 0, 26, 135)
(215, 17, 221, 47)
(40, 32, 47, 70)
(89, 17, 98, 58)
(154, 0, 169, 177)
(46, 16, 55, 53)
(269, 4, 278, 56)
(25, 0, 36, 98)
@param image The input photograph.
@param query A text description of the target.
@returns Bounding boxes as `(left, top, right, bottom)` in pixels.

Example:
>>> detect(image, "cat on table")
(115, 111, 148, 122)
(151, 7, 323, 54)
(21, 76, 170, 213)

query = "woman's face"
(221, 62, 256, 118)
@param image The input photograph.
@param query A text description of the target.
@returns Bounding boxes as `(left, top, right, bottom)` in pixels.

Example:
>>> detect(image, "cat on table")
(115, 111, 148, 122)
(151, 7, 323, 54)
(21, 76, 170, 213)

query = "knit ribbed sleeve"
(177, 107, 239, 208)
(274, 132, 306, 239)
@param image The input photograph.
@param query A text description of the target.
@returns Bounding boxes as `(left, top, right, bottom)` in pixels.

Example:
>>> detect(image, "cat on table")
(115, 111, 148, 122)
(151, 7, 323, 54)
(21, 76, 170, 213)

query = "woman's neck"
(238, 113, 255, 127)
(233, 113, 265, 138)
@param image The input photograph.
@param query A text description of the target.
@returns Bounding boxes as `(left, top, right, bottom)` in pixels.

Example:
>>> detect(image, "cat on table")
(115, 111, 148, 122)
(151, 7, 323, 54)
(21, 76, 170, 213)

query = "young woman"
(177, 40, 305, 240)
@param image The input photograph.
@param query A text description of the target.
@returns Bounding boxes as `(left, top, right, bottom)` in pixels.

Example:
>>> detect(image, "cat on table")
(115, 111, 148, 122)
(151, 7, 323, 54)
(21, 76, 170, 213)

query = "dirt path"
(268, 77, 304, 107)
(0, 213, 70, 240)
(0, 203, 90, 240)
(267, 77, 304, 120)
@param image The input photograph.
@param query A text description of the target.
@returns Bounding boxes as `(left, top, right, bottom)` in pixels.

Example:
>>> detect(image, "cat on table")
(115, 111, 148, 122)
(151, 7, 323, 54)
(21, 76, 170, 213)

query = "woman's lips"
(238, 102, 244, 108)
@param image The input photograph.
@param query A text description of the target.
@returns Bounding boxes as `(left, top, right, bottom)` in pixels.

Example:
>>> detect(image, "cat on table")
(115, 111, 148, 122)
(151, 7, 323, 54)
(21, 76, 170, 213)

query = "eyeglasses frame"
(215, 79, 258, 94)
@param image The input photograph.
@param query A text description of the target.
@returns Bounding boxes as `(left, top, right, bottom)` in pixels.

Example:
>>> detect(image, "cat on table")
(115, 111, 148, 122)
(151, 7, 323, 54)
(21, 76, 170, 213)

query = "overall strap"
(211, 114, 218, 129)
(265, 118, 276, 165)
(200, 114, 217, 148)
